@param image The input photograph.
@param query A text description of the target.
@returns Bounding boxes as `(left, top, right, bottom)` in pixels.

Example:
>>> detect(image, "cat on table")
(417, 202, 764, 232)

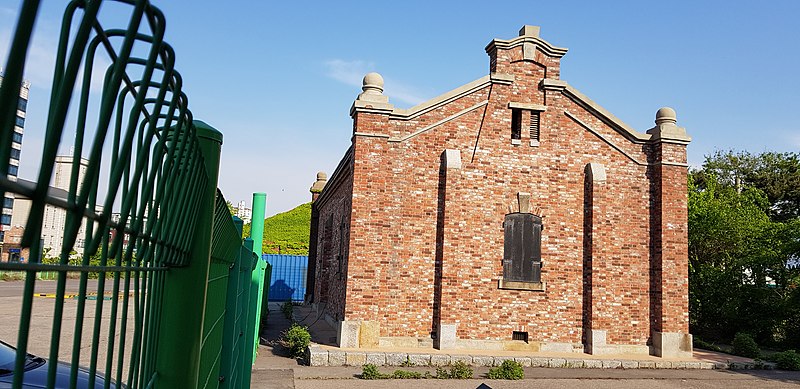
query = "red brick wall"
(311, 152, 354, 322)
(313, 33, 689, 348)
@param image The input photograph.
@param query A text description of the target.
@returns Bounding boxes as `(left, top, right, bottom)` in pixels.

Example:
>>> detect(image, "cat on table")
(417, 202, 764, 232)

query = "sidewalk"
(250, 303, 787, 388)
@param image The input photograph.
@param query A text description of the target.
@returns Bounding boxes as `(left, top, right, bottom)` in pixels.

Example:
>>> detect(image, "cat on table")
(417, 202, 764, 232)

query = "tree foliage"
(689, 150, 800, 350)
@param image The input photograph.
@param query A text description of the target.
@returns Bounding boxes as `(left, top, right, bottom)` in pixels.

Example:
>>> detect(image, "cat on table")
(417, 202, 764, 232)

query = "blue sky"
(2, 0, 798, 216)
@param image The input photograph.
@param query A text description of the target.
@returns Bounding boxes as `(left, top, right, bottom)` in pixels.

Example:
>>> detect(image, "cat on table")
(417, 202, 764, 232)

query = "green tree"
(702, 150, 800, 222)
(689, 169, 800, 348)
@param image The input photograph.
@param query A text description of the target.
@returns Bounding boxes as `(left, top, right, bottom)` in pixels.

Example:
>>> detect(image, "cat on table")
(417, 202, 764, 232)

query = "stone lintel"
(585, 163, 607, 183)
(508, 102, 547, 111)
(517, 192, 531, 213)
(443, 149, 462, 170)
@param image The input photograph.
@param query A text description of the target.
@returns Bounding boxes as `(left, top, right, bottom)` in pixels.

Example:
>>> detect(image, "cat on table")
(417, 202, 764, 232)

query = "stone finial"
(356, 72, 389, 104)
(655, 107, 677, 125)
(519, 25, 541, 38)
(310, 171, 328, 202)
(646, 107, 691, 142)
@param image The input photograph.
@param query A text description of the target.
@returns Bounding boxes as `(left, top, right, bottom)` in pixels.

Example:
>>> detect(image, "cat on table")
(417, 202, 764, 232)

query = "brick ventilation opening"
(512, 331, 529, 343)
(529, 112, 540, 142)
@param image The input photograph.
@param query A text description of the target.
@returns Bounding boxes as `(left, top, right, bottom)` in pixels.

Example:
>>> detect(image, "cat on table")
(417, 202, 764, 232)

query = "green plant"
(732, 332, 761, 358)
(773, 350, 800, 370)
(435, 361, 474, 379)
(486, 360, 524, 380)
(281, 323, 311, 359)
(390, 370, 423, 379)
(281, 301, 294, 320)
(360, 364, 387, 380)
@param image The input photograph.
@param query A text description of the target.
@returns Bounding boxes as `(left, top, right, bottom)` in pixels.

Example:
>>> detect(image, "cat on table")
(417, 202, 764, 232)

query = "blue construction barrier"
(263, 254, 308, 302)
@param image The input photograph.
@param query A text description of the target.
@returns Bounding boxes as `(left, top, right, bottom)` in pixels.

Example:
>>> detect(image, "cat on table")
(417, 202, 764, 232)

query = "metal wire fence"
(0, 1, 264, 388)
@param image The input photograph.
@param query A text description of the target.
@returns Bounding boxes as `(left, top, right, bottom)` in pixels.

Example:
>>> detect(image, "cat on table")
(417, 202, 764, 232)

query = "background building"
(0, 73, 29, 252)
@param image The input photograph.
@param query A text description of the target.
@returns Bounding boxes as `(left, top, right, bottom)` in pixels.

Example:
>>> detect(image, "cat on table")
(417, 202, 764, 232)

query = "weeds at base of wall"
(280, 322, 310, 359)
(486, 360, 524, 380)
(360, 361, 475, 380)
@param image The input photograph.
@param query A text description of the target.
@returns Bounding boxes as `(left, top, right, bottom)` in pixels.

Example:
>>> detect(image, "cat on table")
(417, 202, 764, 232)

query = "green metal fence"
(0, 1, 268, 388)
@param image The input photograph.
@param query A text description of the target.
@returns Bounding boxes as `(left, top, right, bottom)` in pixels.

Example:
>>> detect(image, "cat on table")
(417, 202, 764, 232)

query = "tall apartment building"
(235, 200, 252, 224)
(4, 155, 91, 261)
(0, 73, 29, 244)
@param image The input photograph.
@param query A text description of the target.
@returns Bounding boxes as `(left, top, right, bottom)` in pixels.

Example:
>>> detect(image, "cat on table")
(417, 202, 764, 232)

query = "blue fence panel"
(263, 254, 308, 302)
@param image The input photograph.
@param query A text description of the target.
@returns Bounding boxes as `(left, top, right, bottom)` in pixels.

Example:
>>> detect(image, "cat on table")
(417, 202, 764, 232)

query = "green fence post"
(154, 120, 222, 388)
(239, 239, 256, 389)
(246, 192, 267, 365)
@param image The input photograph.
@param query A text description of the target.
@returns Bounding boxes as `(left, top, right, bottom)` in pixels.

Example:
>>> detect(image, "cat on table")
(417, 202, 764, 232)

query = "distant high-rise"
(0, 73, 30, 243)
(236, 200, 252, 224)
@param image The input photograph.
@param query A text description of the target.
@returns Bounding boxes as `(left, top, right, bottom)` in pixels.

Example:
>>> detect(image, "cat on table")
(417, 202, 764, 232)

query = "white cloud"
(323, 59, 429, 106)
(323, 59, 374, 88)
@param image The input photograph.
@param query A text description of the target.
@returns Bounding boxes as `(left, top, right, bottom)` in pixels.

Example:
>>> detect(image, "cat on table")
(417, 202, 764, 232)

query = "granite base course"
(306, 347, 774, 370)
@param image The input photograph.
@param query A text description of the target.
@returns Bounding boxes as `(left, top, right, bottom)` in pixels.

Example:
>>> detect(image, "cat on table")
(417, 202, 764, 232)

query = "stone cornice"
(485, 35, 568, 58)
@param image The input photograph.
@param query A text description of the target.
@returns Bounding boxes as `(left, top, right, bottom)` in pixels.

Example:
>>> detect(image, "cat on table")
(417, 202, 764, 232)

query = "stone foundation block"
(602, 360, 622, 369)
(493, 356, 514, 366)
(450, 355, 472, 365)
(638, 361, 656, 369)
(655, 361, 673, 369)
(385, 353, 408, 366)
(338, 321, 360, 348)
(685, 362, 701, 369)
(530, 357, 549, 367)
(514, 357, 532, 367)
(328, 350, 346, 366)
(365, 353, 386, 365)
(435, 324, 457, 349)
(430, 354, 451, 366)
(564, 359, 584, 368)
(472, 356, 494, 367)
(584, 359, 603, 368)
(652, 331, 693, 358)
(360, 321, 380, 348)
(549, 358, 566, 368)
(308, 347, 328, 366)
(621, 361, 639, 369)
(409, 354, 431, 366)
(345, 352, 366, 366)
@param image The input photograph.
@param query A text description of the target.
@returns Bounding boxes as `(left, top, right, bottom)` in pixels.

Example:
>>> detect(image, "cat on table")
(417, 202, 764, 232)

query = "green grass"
(244, 202, 312, 255)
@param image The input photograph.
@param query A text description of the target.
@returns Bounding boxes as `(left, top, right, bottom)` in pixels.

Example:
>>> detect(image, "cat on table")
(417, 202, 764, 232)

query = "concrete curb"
(305, 346, 776, 370)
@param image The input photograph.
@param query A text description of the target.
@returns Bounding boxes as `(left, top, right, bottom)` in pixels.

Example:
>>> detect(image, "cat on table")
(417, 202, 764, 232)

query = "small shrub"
(360, 364, 387, 380)
(732, 332, 761, 358)
(487, 360, 524, 380)
(280, 301, 294, 320)
(773, 350, 800, 371)
(281, 323, 310, 358)
(390, 370, 423, 379)
(435, 360, 474, 379)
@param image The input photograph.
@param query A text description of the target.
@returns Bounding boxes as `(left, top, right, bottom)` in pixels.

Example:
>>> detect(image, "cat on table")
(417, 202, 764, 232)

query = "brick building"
(308, 26, 692, 358)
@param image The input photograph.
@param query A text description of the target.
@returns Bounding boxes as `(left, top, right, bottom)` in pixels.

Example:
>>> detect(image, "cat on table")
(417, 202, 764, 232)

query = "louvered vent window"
(529, 111, 540, 146)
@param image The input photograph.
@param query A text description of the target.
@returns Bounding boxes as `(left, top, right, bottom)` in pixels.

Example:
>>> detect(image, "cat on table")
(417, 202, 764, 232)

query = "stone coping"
(306, 346, 774, 370)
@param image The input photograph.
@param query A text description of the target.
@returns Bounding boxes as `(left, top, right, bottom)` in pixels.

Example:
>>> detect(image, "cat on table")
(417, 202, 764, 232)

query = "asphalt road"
(0, 278, 118, 297)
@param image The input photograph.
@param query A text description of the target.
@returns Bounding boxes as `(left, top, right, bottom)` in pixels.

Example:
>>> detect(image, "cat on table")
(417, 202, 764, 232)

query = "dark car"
(0, 340, 121, 388)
